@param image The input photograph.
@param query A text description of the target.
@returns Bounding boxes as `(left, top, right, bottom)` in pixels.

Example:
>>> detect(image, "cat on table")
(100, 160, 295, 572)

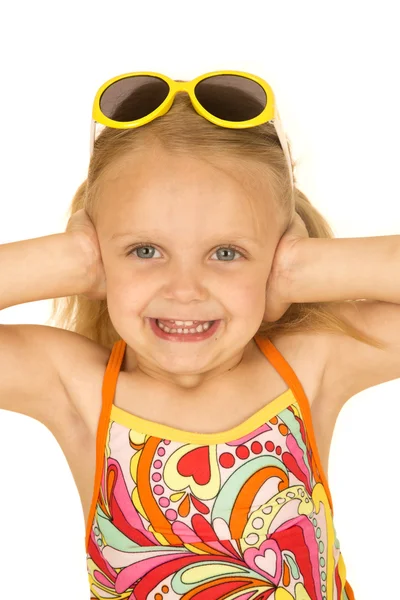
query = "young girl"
(1, 70, 399, 600)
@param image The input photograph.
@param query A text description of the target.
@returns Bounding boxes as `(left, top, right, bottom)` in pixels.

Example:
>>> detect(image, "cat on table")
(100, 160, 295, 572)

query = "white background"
(0, 2, 399, 599)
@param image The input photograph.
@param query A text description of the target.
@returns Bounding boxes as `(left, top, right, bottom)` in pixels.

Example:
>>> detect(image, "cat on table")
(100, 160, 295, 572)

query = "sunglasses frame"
(90, 70, 293, 189)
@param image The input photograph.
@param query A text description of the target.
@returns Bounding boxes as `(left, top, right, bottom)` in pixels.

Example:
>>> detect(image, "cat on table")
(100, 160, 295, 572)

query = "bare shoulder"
(312, 300, 400, 407)
(266, 328, 332, 405)
(53, 328, 111, 435)
(0, 323, 110, 435)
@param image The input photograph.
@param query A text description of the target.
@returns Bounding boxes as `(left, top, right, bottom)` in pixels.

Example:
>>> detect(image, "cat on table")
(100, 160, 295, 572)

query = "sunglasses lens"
(194, 75, 267, 122)
(99, 75, 170, 121)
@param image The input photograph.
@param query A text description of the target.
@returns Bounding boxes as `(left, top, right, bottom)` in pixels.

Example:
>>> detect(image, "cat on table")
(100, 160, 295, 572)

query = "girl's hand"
(264, 212, 309, 323)
(66, 208, 107, 301)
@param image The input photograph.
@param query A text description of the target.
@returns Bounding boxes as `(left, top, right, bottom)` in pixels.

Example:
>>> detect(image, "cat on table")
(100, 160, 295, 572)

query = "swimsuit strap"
(102, 339, 126, 412)
(254, 334, 309, 401)
(254, 335, 334, 512)
(85, 339, 126, 551)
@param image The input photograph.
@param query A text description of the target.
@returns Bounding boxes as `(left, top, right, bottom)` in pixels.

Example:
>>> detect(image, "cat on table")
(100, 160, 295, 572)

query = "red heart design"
(177, 447, 211, 486)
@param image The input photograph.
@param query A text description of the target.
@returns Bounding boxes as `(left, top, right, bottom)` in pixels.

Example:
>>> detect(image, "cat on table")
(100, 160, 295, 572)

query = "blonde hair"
(47, 79, 383, 351)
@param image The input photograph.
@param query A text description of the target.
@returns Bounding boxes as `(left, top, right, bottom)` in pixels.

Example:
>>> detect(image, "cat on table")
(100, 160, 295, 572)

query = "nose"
(162, 263, 209, 303)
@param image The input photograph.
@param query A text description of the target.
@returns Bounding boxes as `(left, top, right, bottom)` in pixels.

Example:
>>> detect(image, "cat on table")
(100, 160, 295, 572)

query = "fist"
(264, 212, 309, 322)
(67, 208, 107, 301)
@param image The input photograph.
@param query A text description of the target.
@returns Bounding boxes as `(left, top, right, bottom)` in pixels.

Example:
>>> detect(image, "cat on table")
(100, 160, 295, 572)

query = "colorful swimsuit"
(85, 335, 355, 600)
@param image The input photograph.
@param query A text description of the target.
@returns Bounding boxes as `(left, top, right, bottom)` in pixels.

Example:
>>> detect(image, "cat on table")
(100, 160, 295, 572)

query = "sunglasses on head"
(90, 69, 293, 190)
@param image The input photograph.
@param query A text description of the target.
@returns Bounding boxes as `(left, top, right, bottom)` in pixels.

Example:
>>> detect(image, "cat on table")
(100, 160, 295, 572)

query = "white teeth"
(156, 319, 213, 334)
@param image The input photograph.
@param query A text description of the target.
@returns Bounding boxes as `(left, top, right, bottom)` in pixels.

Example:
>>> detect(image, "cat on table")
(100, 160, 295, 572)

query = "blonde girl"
(1, 71, 399, 600)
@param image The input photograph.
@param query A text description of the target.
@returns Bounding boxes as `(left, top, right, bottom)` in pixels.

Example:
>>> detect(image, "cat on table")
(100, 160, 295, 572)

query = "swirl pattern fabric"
(85, 337, 355, 600)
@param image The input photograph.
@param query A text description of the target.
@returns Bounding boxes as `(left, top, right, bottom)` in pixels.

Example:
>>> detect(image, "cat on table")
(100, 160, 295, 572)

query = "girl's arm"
(288, 235, 400, 401)
(288, 235, 400, 304)
(0, 232, 90, 310)
(0, 232, 96, 430)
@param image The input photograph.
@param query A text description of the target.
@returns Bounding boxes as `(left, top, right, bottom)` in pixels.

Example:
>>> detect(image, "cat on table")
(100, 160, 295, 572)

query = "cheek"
(222, 267, 267, 312)
(105, 277, 146, 317)
(230, 280, 267, 315)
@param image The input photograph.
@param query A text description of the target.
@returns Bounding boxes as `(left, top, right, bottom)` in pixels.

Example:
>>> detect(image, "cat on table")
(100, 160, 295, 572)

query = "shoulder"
(0, 323, 111, 438)
(308, 300, 400, 407)
(269, 329, 330, 400)
(48, 327, 111, 384)
(49, 328, 112, 434)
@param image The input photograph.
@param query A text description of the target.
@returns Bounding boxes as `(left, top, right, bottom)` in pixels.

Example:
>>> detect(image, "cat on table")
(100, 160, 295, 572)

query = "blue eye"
(214, 246, 244, 261)
(128, 244, 158, 259)
(127, 243, 245, 261)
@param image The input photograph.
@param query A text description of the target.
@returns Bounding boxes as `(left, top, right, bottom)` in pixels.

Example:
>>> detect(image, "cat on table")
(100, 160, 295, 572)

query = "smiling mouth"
(155, 319, 216, 329)
(149, 317, 221, 339)
(156, 319, 214, 324)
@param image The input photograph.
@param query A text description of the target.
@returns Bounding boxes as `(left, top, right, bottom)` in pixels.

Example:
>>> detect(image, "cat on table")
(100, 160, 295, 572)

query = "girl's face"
(95, 143, 284, 390)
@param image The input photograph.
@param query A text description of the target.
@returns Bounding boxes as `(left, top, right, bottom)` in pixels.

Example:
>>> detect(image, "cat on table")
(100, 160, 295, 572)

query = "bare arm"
(0, 231, 98, 428)
(0, 232, 91, 310)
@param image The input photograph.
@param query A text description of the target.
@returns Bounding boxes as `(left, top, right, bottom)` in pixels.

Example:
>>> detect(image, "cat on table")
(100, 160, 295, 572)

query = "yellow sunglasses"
(90, 69, 293, 189)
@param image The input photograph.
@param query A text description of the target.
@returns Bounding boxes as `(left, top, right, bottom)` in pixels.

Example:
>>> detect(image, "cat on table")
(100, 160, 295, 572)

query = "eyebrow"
(110, 230, 260, 244)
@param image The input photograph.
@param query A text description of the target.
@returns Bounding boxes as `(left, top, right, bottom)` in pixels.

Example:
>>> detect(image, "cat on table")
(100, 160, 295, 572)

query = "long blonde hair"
(47, 79, 383, 351)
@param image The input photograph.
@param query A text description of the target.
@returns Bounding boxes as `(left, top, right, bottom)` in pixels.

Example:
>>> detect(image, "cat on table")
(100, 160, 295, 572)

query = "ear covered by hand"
(263, 211, 310, 323)
(66, 208, 107, 301)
